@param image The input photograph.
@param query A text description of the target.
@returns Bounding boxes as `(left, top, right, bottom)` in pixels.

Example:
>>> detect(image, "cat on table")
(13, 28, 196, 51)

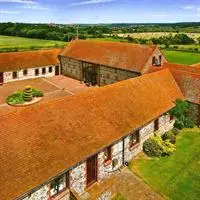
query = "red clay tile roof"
(0, 49, 61, 72)
(169, 69, 200, 105)
(0, 69, 183, 200)
(162, 62, 200, 74)
(61, 40, 158, 73)
(149, 63, 200, 104)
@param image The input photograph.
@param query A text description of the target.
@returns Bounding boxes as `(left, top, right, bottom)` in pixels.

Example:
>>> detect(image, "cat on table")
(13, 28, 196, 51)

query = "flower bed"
(6, 86, 44, 106)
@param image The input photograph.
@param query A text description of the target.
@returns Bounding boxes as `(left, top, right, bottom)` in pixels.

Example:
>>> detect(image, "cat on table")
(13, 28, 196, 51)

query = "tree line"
(0, 23, 199, 46)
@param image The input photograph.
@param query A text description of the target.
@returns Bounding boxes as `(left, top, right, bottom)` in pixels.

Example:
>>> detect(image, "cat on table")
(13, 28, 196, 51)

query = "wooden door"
(55, 65, 60, 75)
(86, 155, 97, 187)
(0, 72, 3, 85)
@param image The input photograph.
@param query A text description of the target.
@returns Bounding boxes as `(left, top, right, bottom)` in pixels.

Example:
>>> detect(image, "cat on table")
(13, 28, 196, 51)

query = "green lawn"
(132, 128, 200, 200)
(163, 50, 200, 65)
(0, 35, 66, 52)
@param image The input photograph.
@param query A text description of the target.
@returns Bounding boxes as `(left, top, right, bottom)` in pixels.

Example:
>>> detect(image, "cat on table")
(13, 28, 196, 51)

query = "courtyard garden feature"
(6, 86, 44, 106)
(130, 128, 200, 200)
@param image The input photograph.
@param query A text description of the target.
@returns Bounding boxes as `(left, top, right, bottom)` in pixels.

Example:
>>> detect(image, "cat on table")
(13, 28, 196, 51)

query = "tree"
(169, 99, 195, 129)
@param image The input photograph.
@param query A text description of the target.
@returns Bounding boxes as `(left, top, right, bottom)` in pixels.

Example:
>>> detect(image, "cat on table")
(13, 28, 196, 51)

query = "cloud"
(0, 10, 20, 14)
(70, 0, 116, 6)
(183, 5, 195, 10)
(22, 4, 49, 10)
(0, 0, 37, 4)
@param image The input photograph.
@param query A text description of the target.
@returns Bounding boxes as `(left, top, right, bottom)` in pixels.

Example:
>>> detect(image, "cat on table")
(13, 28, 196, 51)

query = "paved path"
(86, 168, 164, 200)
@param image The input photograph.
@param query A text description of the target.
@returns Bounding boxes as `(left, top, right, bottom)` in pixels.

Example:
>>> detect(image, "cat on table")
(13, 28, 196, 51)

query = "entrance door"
(0, 72, 3, 85)
(55, 65, 60, 75)
(86, 155, 97, 187)
(82, 63, 98, 86)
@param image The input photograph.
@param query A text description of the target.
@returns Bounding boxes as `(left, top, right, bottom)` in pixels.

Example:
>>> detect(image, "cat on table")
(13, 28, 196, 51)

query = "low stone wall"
(3, 65, 57, 83)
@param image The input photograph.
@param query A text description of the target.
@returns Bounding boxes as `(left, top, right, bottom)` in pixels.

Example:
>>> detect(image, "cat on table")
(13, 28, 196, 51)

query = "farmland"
(116, 32, 200, 42)
(0, 35, 66, 52)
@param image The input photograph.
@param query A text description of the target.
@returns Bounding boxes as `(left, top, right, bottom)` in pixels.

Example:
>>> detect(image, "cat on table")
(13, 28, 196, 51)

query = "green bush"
(162, 131, 176, 144)
(143, 135, 164, 157)
(6, 91, 24, 105)
(162, 140, 176, 156)
(32, 88, 44, 97)
(143, 135, 176, 157)
(170, 99, 195, 129)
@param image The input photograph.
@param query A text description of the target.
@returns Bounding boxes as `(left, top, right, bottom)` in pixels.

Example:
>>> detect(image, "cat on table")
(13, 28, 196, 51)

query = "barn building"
(0, 69, 183, 200)
(150, 62, 200, 125)
(59, 40, 166, 86)
(0, 49, 61, 85)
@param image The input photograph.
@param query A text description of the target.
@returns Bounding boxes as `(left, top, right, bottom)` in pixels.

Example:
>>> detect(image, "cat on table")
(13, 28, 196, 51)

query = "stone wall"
(61, 56, 139, 86)
(60, 57, 82, 80)
(99, 65, 139, 86)
(158, 114, 175, 134)
(98, 140, 124, 181)
(22, 184, 49, 200)
(69, 162, 87, 195)
(3, 65, 57, 83)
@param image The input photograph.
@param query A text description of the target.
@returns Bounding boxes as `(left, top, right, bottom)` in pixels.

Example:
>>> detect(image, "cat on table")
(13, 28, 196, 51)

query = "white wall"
(3, 65, 58, 83)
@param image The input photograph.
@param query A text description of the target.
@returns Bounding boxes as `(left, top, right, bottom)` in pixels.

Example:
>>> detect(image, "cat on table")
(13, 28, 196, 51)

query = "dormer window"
(152, 56, 157, 66)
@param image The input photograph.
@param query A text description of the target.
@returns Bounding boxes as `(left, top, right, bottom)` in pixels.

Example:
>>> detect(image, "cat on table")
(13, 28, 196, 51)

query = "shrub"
(6, 91, 24, 105)
(170, 99, 195, 129)
(162, 131, 176, 144)
(162, 140, 176, 156)
(143, 135, 176, 157)
(23, 85, 33, 101)
(143, 135, 163, 157)
(32, 88, 44, 97)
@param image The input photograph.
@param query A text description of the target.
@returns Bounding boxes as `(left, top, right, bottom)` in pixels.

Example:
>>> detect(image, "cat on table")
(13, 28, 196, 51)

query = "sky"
(0, 0, 199, 24)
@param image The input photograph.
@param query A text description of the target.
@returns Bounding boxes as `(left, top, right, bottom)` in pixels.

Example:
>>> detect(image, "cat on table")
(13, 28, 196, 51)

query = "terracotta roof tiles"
(61, 40, 158, 73)
(0, 69, 183, 199)
(0, 49, 61, 72)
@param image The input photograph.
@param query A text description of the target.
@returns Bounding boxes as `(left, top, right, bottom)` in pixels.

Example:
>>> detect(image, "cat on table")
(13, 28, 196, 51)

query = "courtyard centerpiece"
(6, 85, 44, 106)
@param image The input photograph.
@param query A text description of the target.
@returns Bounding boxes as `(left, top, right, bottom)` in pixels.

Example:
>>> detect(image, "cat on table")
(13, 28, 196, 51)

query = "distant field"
(0, 35, 66, 52)
(116, 32, 200, 41)
(163, 50, 200, 65)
